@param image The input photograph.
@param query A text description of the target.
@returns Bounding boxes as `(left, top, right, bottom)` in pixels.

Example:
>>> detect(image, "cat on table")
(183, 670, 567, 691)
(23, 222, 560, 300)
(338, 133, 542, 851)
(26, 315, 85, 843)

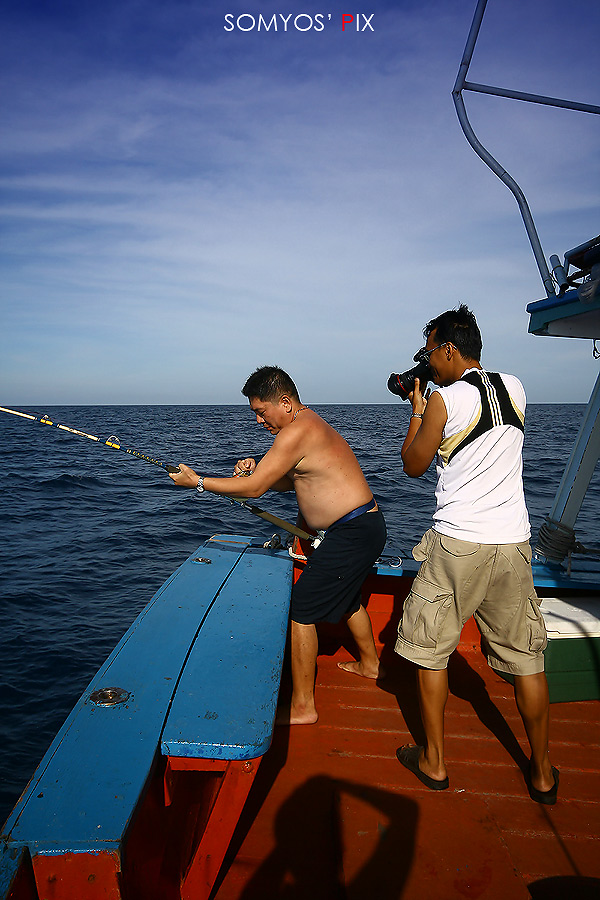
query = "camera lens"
(387, 360, 431, 400)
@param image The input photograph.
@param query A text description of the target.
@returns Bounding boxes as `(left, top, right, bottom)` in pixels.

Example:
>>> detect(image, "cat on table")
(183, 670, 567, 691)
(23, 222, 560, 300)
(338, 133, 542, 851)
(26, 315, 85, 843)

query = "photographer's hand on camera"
(409, 377, 428, 418)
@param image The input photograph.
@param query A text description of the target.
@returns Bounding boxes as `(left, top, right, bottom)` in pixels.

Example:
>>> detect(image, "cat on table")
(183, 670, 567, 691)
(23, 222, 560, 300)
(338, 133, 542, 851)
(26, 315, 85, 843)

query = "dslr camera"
(387, 348, 432, 401)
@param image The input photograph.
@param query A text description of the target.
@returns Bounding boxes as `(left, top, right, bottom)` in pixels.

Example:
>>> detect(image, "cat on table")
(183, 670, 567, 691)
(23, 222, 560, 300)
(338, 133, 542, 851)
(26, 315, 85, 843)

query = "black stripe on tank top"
(445, 370, 524, 465)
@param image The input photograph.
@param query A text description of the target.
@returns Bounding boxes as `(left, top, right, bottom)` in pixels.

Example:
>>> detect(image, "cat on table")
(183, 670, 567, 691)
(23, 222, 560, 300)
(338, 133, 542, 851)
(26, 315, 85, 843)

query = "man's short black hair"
(242, 366, 300, 402)
(424, 304, 482, 361)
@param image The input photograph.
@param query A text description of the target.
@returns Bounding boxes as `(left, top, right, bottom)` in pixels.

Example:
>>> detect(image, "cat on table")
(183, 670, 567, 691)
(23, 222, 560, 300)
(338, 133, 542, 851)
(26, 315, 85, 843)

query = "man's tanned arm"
(401, 389, 447, 478)
(169, 427, 302, 498)
(234, 457, 294, 492)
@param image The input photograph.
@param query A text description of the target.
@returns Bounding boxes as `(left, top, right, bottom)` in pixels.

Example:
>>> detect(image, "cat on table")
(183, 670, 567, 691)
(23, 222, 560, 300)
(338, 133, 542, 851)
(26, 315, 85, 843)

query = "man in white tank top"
(394, 305, 558, 805)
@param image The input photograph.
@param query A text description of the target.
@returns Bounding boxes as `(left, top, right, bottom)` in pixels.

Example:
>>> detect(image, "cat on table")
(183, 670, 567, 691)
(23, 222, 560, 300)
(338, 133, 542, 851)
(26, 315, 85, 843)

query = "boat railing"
(453, 0, 600, 303)
(454, 0, 600, 567)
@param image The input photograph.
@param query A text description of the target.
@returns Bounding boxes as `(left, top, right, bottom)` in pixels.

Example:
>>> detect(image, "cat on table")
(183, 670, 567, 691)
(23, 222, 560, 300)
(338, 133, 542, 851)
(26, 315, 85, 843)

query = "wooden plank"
(180, 760, 259, 900)
(157, 546, 292, 900)
(161, 546, 293, 760)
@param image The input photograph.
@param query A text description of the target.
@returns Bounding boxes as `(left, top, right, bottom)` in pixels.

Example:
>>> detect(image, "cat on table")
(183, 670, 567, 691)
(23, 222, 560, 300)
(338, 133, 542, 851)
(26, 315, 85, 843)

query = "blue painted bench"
(159, 539, 294, 899)
(0, 535, 293, 900)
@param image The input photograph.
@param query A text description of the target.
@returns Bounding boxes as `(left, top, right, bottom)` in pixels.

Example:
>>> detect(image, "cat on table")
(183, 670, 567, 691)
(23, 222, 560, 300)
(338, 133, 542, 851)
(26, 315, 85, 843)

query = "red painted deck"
(212, 583, 600, 900)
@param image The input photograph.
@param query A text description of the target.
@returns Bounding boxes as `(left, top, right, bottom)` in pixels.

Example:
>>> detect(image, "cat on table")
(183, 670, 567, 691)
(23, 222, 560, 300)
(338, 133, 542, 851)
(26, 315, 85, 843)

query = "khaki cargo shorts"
(395, 529, 547, 675)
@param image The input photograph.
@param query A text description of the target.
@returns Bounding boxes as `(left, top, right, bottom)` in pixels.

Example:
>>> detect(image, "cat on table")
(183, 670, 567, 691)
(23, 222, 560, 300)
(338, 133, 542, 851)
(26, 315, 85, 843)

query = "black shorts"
(291, 509, 387, 624)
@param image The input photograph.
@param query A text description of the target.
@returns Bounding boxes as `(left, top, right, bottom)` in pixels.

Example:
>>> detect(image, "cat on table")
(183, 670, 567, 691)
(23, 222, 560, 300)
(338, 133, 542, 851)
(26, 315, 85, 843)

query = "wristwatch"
(196, 476, 205, 493)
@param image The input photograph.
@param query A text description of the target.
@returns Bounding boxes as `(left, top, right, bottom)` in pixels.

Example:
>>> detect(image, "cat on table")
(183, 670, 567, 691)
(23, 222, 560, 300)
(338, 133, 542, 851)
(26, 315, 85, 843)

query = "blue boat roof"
(527, 288, 600, 339)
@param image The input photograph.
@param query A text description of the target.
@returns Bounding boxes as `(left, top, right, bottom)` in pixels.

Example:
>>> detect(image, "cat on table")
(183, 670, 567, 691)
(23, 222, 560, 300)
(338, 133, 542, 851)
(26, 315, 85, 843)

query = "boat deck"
(213, 592, 600, 900)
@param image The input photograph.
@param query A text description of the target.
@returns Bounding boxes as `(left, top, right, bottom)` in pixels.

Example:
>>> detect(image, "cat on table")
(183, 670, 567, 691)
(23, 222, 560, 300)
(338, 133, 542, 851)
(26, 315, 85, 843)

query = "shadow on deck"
(213, 608, 600, 900)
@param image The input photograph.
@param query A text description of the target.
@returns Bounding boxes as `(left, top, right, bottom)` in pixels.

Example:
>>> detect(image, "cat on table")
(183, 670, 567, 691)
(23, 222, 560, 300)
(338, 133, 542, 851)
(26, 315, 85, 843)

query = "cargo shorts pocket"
(412, 528, 437, 563)
(401, 578, 454, 651)
(526, 594, 547, 653)
(516, 542, 533, 565)
(439, 535, 481, 557)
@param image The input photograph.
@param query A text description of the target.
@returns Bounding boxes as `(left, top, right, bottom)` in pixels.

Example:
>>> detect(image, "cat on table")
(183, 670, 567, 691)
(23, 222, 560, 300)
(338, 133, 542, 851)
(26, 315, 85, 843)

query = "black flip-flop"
(396, 745, 449, 791)
(526, 764, 559, 805)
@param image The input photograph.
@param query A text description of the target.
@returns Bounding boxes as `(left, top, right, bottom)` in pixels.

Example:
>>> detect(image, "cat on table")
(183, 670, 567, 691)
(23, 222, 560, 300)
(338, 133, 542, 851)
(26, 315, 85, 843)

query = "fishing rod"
(1, 406, 181, 471)
(0, 406, 316, 544)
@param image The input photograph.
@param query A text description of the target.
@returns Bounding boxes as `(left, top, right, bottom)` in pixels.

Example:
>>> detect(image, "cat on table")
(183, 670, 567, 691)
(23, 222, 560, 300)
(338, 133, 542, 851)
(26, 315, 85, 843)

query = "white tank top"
(431, 369, 531, 544)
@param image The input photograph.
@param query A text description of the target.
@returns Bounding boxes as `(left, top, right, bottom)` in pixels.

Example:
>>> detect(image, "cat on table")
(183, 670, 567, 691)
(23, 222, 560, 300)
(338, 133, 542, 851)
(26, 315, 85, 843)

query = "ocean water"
(1, 402, 599, 823)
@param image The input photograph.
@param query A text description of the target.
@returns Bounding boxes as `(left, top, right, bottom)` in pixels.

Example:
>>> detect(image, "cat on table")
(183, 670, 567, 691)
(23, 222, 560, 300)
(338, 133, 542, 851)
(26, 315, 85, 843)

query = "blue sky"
(1, 0, 599, 405)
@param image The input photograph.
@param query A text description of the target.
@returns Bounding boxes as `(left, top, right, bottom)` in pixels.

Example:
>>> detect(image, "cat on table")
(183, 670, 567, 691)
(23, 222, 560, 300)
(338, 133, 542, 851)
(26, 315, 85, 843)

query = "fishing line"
(0, 406, 315, 544)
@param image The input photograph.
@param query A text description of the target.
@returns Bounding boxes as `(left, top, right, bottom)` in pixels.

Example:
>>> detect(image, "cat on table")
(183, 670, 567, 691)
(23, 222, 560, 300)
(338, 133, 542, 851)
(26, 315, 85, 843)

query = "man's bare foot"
(276, 705, 319, 725)
(337, 659, 384, 680)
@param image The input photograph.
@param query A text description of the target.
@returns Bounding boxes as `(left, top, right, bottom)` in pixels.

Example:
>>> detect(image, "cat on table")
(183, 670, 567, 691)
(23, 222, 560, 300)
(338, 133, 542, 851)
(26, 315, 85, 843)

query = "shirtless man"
(169, 365, 387, 724)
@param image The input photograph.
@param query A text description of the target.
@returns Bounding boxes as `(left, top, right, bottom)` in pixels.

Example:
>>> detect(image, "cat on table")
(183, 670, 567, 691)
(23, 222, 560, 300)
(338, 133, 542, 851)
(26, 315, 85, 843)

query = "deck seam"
(499, 828, 600, 840)
(317, 722, 600, 751)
